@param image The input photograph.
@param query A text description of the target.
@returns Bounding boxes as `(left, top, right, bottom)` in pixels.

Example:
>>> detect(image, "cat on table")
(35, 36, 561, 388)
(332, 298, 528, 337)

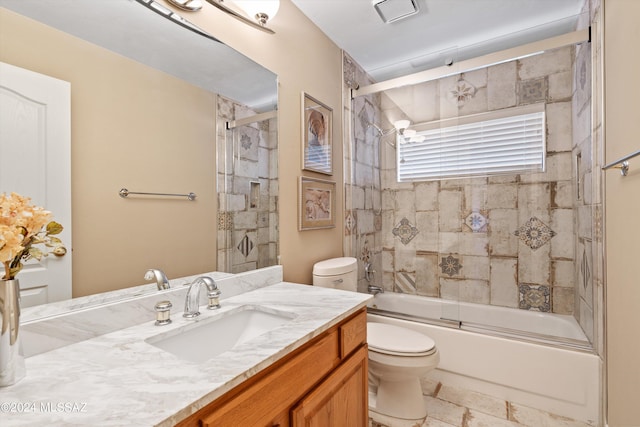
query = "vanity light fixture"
(234, 0, 280, 26)
(164, 0, 279, 33)
(205, 0, 279, 34)
(136, 0, 219, 41)
(166, 0, 203, 11)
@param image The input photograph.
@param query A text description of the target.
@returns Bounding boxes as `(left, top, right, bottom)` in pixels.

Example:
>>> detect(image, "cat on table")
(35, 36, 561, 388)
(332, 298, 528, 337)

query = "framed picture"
(302, 92, 333, 175)
(299, 176, 336, 230)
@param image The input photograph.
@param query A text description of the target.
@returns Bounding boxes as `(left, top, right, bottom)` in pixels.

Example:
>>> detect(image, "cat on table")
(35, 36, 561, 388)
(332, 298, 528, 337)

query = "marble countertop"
(0, 282, 371, 426)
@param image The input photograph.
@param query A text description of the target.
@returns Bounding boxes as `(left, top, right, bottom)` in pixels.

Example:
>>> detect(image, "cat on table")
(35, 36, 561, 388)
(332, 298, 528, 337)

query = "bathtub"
(367, 293, 601, 425)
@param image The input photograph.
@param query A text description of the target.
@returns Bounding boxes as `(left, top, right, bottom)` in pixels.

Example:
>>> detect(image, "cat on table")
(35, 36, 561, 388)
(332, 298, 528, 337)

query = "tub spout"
(144, 268, 170, 290)
(368, 284, 384, 295)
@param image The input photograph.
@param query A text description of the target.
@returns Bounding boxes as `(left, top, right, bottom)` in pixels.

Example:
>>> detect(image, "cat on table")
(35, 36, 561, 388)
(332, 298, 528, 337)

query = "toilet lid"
(313, 257, 357, 276)
(367, 322, 436, 356)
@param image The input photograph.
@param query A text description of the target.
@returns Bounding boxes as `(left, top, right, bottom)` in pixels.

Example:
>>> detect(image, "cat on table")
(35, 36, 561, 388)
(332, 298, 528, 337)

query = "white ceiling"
(2, 0, 586, 108)
(291, 0, 587, 82)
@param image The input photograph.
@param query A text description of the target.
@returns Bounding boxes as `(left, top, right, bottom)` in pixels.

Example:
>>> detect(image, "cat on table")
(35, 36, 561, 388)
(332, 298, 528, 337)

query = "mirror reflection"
(0, 0, 278, 311)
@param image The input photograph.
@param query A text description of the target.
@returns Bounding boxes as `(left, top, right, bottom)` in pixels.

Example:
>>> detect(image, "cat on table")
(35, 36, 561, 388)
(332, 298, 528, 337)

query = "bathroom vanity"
(0, 267, 371, 426)
(176, 308, 367, 426)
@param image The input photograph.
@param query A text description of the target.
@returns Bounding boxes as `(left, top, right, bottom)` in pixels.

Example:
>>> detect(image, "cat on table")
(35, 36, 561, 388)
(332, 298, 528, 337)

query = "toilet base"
(369, 390, 426, 427)
(370, 376, 427, 420)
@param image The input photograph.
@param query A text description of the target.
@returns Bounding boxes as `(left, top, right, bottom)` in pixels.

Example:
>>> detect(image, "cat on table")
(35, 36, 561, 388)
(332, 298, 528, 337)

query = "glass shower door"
(217, 105, 278, 273)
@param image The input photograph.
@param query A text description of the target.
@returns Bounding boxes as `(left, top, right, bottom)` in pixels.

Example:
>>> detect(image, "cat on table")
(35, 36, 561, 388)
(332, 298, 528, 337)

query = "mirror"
(0, 0, 278, 312)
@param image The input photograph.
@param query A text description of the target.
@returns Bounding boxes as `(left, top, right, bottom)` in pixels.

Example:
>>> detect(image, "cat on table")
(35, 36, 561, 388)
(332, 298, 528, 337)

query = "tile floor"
(369, 380, 595, 427)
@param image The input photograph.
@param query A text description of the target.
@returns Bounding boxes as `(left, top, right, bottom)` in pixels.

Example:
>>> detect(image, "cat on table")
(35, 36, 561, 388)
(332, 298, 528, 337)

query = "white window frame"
(397, 103, 546, 182)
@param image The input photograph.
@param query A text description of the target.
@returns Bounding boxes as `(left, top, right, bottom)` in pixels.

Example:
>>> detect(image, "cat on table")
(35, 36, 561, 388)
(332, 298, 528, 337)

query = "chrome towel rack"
(119, 188, 197, 201)
(602, 149, 640, 176)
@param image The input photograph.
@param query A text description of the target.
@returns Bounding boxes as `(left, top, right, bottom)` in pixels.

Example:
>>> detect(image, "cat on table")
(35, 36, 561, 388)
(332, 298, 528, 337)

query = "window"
(397, 104, 546, 181)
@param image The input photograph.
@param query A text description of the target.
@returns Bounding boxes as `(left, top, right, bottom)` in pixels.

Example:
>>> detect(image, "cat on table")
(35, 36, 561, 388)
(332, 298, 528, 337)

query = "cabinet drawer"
(198, 330, 340, 427)
(340, 308, 367, 358)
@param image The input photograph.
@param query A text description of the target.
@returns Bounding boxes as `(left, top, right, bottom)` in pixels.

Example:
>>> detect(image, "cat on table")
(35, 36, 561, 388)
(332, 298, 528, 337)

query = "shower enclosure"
(216, 95, 279, 273)
(344, 21, 603, 353)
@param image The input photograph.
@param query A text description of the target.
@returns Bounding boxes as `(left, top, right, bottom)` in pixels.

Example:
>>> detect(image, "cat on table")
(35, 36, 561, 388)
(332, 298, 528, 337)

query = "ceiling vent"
(373, 0, 419, 24)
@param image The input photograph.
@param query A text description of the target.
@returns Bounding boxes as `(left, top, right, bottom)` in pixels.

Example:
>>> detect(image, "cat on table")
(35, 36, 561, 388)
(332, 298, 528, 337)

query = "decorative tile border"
(395, 272, 416, 293)
(217, 211, 233, 230)
(464, 210, 488, 232)
(439, 254, 463, 277)
(240, 130, 254, 150)
(581, 246, 591, 291)
(450, 76, 477, 106)
(518, 284, 551, 312)
(345, 210, 357, 235)
(518, 77, 548, 105)
(392, 217, 419, 245)
(361, 239, 371, 263)
(237, 234, 254, 258)
(374, 211, 382, 232)
(514, 217, 556, 250)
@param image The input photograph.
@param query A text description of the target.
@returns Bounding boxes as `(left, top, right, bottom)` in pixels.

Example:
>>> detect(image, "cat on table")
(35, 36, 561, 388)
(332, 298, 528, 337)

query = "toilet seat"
(367, 322, 436, 357)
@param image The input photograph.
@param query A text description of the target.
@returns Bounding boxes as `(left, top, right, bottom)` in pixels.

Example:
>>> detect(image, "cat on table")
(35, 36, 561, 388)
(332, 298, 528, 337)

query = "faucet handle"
(207, 288, 221, 310)
(154, 300, 173, 326)
(364, 263, 376, 282)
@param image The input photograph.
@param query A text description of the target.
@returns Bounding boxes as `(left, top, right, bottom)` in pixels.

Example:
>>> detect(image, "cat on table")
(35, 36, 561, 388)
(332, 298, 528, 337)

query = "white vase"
(0, 279, 25, 387)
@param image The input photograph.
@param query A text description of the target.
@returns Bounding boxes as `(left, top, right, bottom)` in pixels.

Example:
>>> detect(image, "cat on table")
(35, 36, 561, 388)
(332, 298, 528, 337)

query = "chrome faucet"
(144, 268, 170, 290)
(364, 262, 375, 282)
(368, 284, 384, 295)
(364, 262, 383, 294)
(183, 276, 221, 318)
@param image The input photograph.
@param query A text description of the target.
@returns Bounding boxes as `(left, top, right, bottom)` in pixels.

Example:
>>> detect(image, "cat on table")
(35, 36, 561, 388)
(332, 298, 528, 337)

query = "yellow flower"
(0, 192, 65, 280)
(0, 226, 25, 262)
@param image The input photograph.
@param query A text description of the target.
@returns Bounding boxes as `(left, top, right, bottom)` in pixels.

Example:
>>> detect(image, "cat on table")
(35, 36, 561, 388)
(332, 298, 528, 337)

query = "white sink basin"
(145, 305, 296, 363)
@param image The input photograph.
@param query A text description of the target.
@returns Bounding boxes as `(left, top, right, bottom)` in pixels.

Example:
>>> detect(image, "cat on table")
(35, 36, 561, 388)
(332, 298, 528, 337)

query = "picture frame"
(299, 176, 336, 230)
(302, 92, 333, 175)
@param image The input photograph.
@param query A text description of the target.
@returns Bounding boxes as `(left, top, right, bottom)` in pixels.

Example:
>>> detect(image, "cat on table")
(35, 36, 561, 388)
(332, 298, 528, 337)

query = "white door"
(0, 61, 72, 307)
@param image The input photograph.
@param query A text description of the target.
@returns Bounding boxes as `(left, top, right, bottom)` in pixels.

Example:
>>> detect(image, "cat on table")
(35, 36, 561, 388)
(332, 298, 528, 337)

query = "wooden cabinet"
(176, 307, 368, 427)
(291, 345, 368, 427)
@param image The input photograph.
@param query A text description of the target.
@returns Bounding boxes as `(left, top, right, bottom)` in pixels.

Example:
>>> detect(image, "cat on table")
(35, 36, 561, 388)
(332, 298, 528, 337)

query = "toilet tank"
(312, 257, 357, 291)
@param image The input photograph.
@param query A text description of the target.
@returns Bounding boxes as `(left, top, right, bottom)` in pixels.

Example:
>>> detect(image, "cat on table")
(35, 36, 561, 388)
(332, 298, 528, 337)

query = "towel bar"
(602, 149, 640, 176)
(119, 188, 196, 201)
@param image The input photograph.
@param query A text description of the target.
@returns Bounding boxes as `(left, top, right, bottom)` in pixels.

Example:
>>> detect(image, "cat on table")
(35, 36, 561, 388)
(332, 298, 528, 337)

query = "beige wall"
(603, 0, 640, 424)
(0, 8, 217, 296)
(174, 0, 345, 284)
(1, 0, 345, 292)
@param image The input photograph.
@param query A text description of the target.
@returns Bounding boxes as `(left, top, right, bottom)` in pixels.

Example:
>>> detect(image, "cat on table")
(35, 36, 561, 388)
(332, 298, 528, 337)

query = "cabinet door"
(291, 345, 368, 427)
(197, 331, 340, 427)
(270, 410, 290, 427)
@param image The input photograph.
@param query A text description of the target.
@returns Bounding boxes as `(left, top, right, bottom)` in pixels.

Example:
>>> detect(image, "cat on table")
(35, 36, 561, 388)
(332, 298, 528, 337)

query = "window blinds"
(397, 105, 546, 181)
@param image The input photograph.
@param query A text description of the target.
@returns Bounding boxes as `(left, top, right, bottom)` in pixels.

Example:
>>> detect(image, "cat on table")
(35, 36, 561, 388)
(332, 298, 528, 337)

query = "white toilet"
(312, 257, 440, 421)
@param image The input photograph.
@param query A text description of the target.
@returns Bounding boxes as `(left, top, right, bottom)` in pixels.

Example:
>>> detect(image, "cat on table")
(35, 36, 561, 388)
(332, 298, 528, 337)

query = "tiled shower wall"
(579, 0, 604, 350)
(346, 42, 597, 325)
(344, 53, 385, 293)
(216, 95, 279, 273)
